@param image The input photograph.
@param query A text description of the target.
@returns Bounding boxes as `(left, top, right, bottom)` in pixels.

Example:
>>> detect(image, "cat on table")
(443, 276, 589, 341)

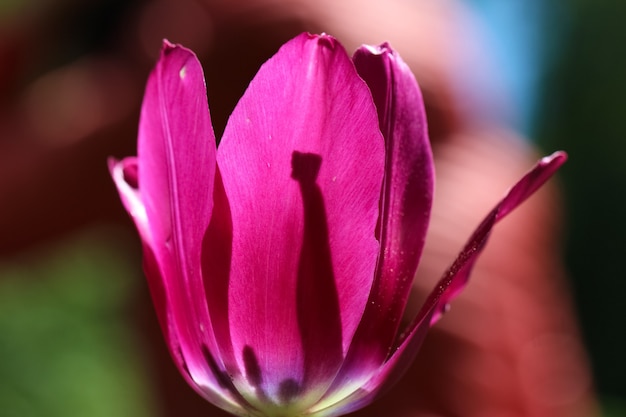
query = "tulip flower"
(109, 33, 566, 417)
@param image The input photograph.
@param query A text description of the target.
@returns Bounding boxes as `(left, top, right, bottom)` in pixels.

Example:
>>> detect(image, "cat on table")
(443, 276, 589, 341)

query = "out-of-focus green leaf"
(602, 397, 626, 417)
(0, 0, 32, 19)
(0, 227, 155, 417)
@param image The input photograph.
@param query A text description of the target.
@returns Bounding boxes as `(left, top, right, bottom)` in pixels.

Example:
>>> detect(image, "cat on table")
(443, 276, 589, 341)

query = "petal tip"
(544, 150, 568, 167)
(302, 32, 340, 50)
(358, 42, 394, 57)
(159, 39, 195, 60)
(109, 157, 139, 190)
(161, 38, 177, 51)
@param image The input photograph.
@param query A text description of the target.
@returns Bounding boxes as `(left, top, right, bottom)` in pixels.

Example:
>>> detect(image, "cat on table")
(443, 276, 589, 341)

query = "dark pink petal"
(137, 41, 216, 271)
(109, 157, 149, 241)
(127, 41, 248, 411)
(323, 42, 434, 398)
(318, 151, 567, 416)
(109, 156, 169, 344)
(216, 33, 385, 404)
(425, 151, 568, 319)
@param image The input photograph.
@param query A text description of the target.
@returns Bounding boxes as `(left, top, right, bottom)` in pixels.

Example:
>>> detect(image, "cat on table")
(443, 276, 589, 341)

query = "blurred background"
(0, 0, 623, 416)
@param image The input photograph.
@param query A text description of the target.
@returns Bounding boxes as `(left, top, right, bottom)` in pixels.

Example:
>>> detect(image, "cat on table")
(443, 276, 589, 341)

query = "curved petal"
(132, 41, 245, 410)
(316, 151, 567, 417)
(216, 33, 385, 406)
(109, 157, 149, 241)
(425, 151, 568, 319)
(109, 156, 168, 349)
(326, 42, 434, 392)
(109, 158, 248, 415)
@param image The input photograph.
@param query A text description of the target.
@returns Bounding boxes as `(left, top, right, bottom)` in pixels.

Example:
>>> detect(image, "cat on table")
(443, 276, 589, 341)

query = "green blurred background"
(0, 229, 154, 417)
(536, 2, 626, 414)
(0, 0, 624, 416)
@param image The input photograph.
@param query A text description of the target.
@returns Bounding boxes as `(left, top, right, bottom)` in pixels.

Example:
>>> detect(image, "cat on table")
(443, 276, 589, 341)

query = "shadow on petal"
(292, 151, 343, 393)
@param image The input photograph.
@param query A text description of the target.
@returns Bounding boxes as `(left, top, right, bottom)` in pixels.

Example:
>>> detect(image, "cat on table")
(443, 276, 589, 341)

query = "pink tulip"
(109, 33, 566, 417)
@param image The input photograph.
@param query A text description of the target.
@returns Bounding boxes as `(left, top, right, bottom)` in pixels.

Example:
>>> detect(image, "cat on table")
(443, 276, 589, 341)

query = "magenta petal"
(320, 151, 568, 416)
(109, 156, 168, 356)
(137, 41, 217, 266)
(130, 41, 249, 410)
(426, 151, 568, 321)
(216, 33, 385, 402)
(109, 157, 149, 240)
(324, 42, 434, 395)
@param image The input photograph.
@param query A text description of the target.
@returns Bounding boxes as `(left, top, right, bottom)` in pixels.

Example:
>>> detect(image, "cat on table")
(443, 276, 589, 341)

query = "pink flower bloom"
(109, 33, 566, 417)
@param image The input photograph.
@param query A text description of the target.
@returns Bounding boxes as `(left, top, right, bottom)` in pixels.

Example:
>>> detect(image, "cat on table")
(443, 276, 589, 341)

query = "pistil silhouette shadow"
(291, 151, 343, 401)
(196, 151, 344, 410)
